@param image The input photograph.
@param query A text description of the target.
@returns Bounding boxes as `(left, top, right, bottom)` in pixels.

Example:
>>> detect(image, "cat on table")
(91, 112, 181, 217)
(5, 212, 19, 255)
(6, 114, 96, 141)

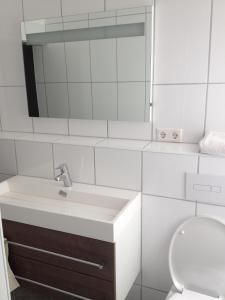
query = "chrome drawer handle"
(16, 276, 93, 300)
(8, 241, 104, 270)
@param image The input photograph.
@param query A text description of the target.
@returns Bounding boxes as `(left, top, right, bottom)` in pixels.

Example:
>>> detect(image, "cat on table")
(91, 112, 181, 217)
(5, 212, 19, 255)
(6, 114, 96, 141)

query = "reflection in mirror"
(22, 6, 153, 122)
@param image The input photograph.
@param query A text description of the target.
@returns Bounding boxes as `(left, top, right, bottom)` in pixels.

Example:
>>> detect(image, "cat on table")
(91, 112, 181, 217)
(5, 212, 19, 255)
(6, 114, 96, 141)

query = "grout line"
(0, 109, 2, 131)
(60, 0, 63, 17)
(21, 0, 25, 22)
(153, 82, 208, 86)
(104, 0, 106, 11)
(143, 192, 197, 204)
(35, 81, 150, 84)
(31, 117, 34, 133)
(88, 40, 94, 120)
(195, 156, 201, 216)
(60, 0, 71, 123)
(40, 45, 50, 118)
(67, 119, 70, 136)
(62, 31, 71, 121)
(0, 85, 26, 88)
(150, 1, 156, 141)
(140, 151, 143, 299)
(93, 147, 97, 185)
(115, 38, 119, 121)
(13, 140, 19, 175)
(51, 143, 56, 178)
(144, 9, 148, 123)
(203, 0, 214, 134)
(106, 121, 109, 137)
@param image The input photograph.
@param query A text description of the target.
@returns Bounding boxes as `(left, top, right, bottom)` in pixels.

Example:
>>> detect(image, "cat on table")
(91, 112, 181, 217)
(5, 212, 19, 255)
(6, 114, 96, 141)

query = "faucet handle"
(55, 163, 67, 172)
(55, 163, 72, 187)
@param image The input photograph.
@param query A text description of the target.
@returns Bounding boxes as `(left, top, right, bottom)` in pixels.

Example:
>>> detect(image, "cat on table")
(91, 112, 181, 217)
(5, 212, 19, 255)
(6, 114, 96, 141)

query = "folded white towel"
(4, 239, 19, 292)
(200, 131, 225, 156)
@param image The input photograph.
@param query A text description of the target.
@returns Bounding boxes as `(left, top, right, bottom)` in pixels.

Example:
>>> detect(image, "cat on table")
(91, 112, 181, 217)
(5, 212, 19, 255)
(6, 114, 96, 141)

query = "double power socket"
(156, 128, 183, 143)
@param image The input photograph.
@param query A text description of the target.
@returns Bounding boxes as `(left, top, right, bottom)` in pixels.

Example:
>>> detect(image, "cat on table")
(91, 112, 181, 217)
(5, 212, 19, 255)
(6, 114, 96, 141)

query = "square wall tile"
(142, 195, 195, 291)
(65, 41, 91, 82)
(153, 84, 207, 143)
(53, 144, 95, 184)
(43, 43, 67, 83)
(143, 152, 198, 199)
(69, 119, 107, 137)
(90, 39, 117, 82)
(62, 0, 104, 16)
(142, 287, 167, 300)
(106, 0, 153, 10)
(126, 285, 141, 300)
(95, 148, 142, 190)
(199, 156, 225, 176)
(205, 84, 225, 132)
(15, 141, 54, 179)
(154, 0, 211, 84)
(209, 0, 225, 82)
(46, 83, 69, 118)
(23, 0, 61, 20)
(93, 83, 117, 121)
(68, 83, 92, 119)
(0, 140, 17, 175)
(108, 121, 152, 140)
(0, 87, 33, 133)
(33, 118, 68, 135)
(117, 37, 145, 82)
(0, 0, 25, 86)
(118, 82, 145, 122)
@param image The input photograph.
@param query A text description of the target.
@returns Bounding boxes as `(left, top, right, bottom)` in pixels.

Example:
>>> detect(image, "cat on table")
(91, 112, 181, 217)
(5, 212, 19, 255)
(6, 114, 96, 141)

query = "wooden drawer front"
(10, 255, 115, 300)
(14, 280, 78, 300)
(3, 220, 114, 281)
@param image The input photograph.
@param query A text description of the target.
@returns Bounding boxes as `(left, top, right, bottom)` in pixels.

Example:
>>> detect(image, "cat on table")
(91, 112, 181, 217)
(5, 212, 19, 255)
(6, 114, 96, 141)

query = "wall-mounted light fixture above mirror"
(22, 6, 153, 122)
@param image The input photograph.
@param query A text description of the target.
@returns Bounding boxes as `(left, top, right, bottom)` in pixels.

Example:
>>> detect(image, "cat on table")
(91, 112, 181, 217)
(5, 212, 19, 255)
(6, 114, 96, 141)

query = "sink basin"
(0, 176, 141, 242)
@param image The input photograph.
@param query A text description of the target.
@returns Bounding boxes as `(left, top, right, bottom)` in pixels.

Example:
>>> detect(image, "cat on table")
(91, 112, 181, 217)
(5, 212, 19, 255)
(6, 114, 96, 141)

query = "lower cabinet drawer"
(14, 280, 78, 300)
(3, 220, 115, 282)
(10, 255, 115, 300)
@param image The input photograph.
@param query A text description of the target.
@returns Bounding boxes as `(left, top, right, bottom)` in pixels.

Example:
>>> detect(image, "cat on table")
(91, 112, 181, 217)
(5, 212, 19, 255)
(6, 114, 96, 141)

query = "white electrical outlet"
(156, 128, 183, 143)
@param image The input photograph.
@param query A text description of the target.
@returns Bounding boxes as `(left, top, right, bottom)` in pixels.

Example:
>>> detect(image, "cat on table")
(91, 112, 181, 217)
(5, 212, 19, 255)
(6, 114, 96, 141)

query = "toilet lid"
(169, 216, 225, 299)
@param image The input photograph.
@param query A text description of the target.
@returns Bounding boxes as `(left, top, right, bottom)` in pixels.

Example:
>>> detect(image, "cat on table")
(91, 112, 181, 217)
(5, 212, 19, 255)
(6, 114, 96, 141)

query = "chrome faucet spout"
(55, 164, 72, 187)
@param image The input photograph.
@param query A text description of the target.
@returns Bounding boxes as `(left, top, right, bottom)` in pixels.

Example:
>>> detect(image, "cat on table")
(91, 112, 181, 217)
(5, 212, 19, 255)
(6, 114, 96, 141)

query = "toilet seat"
(169, 216, 225, 300)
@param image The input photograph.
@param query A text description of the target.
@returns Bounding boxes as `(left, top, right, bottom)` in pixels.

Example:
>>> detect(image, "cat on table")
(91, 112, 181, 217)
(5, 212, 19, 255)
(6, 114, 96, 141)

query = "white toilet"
(166, 216, 225, 300)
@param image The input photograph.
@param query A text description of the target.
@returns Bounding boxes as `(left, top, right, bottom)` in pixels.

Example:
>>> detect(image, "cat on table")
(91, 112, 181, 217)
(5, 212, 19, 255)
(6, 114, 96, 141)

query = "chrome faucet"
(55, 164, 72, 187)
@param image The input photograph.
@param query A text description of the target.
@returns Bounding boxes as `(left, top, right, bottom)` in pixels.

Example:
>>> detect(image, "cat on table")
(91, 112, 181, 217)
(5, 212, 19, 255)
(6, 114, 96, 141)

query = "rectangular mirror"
(22, 6, 153, 122)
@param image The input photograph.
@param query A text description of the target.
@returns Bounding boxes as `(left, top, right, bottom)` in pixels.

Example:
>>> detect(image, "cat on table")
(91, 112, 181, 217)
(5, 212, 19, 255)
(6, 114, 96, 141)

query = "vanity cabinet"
(3, 220, 115, 300)
(0, 176, 141, 300)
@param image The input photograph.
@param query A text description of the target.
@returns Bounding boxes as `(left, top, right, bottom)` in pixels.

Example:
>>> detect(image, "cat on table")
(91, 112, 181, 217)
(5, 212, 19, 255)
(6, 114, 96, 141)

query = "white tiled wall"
(15, 140, 54, 179)
(95, 147, 142, 190)
(0, 1, 225, 300)
(53, 143, 95, 184)
(143, 152, 198, 199)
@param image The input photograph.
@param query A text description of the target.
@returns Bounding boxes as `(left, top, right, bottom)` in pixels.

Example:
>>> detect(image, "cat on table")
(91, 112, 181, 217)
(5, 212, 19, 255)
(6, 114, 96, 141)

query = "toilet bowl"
(166, 216, 225, 300)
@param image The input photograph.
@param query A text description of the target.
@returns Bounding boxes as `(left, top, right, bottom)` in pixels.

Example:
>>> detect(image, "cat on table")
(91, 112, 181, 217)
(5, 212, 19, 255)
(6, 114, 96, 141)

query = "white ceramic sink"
(0, 176, 141, 242)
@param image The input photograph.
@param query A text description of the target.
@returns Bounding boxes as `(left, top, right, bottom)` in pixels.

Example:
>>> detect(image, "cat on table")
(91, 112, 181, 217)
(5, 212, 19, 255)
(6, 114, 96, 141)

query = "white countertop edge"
(2, 131, 225, 157)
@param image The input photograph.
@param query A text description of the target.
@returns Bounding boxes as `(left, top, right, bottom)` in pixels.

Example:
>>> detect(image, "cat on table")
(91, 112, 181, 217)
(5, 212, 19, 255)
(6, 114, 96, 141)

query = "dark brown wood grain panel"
(10, 255, 115, 300)
(13, 280, 79, 300)
(3, 219, 115, 281)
